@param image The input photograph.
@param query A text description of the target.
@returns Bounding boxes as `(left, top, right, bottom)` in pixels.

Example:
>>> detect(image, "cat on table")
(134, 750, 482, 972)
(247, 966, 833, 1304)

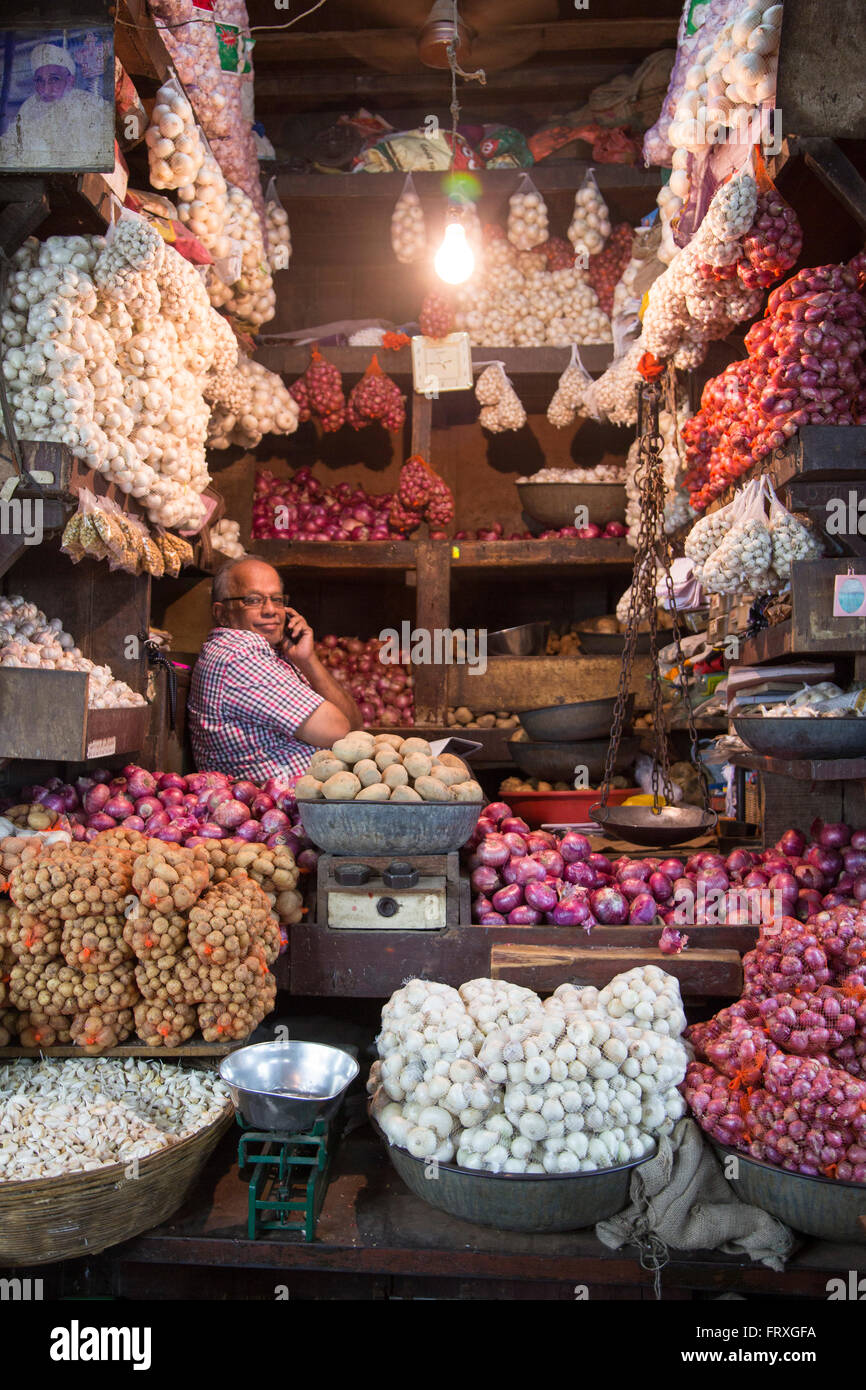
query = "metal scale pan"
(591, 802, 718, 847)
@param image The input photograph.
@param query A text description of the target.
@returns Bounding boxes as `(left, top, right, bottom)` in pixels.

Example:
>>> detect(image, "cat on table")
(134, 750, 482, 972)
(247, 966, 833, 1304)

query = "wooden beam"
(253, 62, 625, 101)
(262, 167, 661, 198)
(799, 138, 866, 233)
(776, 0, 866, 138)
(253, 18, 678, 64)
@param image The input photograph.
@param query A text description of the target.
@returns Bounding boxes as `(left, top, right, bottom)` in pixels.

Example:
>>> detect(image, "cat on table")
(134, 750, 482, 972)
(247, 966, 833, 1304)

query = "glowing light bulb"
(434, 221, 474, 285)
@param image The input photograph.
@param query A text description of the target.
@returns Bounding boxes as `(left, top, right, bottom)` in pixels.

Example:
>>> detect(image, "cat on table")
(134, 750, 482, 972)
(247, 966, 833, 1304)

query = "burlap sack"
(596, 1119, 795, 1282)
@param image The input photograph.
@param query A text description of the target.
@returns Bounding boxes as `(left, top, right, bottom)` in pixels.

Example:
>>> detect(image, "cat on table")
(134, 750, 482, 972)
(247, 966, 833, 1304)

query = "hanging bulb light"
(434, 217, 474, 285)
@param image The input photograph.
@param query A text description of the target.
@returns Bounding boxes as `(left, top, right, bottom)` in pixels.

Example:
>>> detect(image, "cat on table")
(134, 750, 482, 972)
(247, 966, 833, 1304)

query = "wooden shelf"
(255, 344, 615, 379)
(0, 670, 150, 762)
(728, 748, 866, 780)
(0, 1036, 246, 1060)
(269, 166, 663, 200)
(735, 619, 794, 666)
(255, 538, 634, 573)
(286, 922, 747, 998)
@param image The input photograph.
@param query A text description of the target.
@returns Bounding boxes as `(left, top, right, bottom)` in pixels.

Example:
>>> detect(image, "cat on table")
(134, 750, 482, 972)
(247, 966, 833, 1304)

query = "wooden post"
(410, 391, 433, 461)
(413, 540, 450, 725)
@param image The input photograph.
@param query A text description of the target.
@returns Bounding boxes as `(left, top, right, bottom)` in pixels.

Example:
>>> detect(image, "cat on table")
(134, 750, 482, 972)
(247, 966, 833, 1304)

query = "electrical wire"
(115, 0, 328, 37)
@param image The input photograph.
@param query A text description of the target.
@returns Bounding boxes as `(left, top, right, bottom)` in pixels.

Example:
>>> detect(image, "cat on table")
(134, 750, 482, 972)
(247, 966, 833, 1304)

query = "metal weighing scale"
(236, 1115, 331, 1242)
(315, 852, 470, 930)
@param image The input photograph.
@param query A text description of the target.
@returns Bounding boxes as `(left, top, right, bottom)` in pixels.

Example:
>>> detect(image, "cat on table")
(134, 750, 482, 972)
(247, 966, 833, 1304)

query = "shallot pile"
(252, 467, 394, 542)
(684, 257, 866, 510)
(315, 635, 414, 727)
(368, 968, 688, 1174)
(683, 905, 866, 1182)
(588, 223, 634, 316)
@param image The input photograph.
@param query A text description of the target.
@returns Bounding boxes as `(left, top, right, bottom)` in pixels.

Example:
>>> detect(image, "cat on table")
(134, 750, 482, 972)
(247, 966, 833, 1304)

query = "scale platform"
(315, 852, 470, 930)
(237, 1115, 331, 1242)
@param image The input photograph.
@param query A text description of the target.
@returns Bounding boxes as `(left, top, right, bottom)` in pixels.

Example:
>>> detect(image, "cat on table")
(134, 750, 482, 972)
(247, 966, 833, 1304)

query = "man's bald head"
(212, 556, 282, 602)
(212, 556, 288, 646)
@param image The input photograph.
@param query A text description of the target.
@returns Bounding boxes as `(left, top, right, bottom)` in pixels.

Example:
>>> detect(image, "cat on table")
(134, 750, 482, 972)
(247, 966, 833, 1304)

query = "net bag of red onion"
(347, 354, 406, 432)
(389, 455, 454, 538)
(737, 154, 803, 291)
(289, 346, 346, 433)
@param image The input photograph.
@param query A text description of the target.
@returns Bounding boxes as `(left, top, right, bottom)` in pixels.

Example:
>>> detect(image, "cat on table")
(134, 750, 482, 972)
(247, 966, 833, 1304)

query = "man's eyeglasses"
(223, 593, 289, 610)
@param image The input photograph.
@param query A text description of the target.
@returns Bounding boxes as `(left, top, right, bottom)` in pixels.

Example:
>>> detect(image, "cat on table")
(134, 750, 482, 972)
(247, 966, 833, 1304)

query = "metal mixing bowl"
(487, 622, 550, 656)
(710, 1140, 866, 1243)
(517, 481, 627, 530)
(219, 1041, 359, 1134)
(373, 1113, 652, 1232)
(297, 799, 482, 855)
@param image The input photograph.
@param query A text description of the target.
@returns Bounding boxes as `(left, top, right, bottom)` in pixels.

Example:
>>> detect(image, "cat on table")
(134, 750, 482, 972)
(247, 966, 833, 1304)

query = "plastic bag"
(684, 477, 753, 572)
(507, 173, 549, 251)
(265, 176, 291, 274)
(390, 173, 426, 266)
(155, 529, 194, 578)
(568, 168, 611, 260)
(766, 479, 823, 579)
(547, 345, 593, 429)
(474, 362, 526, 433)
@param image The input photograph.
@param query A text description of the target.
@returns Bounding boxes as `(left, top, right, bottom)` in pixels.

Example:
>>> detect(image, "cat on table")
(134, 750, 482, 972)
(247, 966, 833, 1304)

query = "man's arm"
(290, 651, 363, 730)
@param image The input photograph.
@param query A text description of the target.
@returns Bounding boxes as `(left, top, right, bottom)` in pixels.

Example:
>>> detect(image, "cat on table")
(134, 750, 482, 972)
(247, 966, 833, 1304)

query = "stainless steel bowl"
(373, 1113, 652, 1232)
(297, 798, 482, 855)
(518, 694, 634, 742)
(487, 622, 550, 656)
(733, 716, 866, 760)
(517, 481, 627, 530)
(710, 1140, 866, 1243)
(219, 1041, 359, 1134)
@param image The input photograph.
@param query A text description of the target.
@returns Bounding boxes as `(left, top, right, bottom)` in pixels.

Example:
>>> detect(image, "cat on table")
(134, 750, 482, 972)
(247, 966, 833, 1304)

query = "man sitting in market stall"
(188, 556, 362, 782)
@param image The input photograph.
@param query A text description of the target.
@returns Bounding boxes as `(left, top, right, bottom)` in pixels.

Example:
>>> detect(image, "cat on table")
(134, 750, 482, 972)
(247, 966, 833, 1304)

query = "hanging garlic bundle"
(546, 356, 590, 429)
(507, 185, 549, 251)
(206, 184, 275, 327)
(475, 364, 526, 433)
(390, 175, 426, 264)
(144, 78, 205, 191)
(266, 199, 291, 273)
(206, 353, 299, 450)
(176, 147, 233, 262)
(568, 174, 612, 258)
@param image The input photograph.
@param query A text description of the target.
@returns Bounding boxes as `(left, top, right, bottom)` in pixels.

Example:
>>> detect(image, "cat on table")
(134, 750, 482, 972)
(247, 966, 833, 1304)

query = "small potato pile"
(296, 732, 483, 804)
(3, 831, 284, 1051)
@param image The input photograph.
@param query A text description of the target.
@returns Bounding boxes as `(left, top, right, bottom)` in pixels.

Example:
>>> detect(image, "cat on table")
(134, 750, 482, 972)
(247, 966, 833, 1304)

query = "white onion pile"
(0, 595, 145, 709)
(454, 234, 610, 347)
(507, 188, 549, 251)
(391, 179, 426, 264)
(144, 79, 204, 191)
(368, 968, 688, 1174)
(568, 178, 612, 258)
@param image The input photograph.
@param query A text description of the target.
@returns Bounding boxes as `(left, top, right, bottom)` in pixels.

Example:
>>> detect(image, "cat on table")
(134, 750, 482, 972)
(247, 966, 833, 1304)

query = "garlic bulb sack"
(507, 183, 549, 251)
(176, 147, 233, 263)
(370, 969, 688, 1175)
(475, 364, 526, 433)
(0, 595, 145, 709)
(266, 196, 291, 274)
(568, 171, 611, 259)
(391, 175, 426, 265)
(546, 350, 593, 429)
(769, 510, 822, 578)
(144, 78, 204, 191)
(206, 184, 275, 327)
(206, 353, 299, 450)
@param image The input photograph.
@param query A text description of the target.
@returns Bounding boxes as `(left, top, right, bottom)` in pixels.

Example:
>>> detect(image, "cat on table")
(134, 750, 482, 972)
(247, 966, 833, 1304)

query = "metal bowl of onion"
(709, 1140, 866, 1243)
(371, 1111, 653, 1232)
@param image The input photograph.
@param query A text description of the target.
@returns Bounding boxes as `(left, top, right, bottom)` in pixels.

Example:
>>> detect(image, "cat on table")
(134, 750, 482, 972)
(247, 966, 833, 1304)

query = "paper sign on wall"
(833, 572, 866, 617)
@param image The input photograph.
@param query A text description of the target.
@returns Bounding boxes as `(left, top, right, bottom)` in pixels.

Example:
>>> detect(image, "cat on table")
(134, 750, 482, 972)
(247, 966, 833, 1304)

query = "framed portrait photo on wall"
(0, 25, 114, 172)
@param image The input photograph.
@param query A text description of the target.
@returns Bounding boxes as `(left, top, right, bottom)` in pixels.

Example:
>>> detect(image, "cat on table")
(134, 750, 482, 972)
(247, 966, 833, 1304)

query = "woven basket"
(0, 1102, 233, 1267)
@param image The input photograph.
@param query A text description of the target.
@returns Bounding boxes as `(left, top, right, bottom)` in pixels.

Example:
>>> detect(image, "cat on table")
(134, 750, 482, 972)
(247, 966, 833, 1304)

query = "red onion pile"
(452, 522, 627, 542)
(588, 223, 633, 316)
(289, 347, 346, 433)
(7, 767, 318, 870)
(252, 467, 395, 542)
(685, 255, 866, 511)
(347, 357, 406, 432)
(314, 634, 414, 727)
(683, 907, 866, 1181)
(541, 236, 577, 272)
(419, 293, 454, 339)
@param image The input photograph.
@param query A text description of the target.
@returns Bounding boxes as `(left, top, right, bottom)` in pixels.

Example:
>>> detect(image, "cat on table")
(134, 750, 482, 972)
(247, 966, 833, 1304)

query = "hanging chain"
(599, 377, 709, 814)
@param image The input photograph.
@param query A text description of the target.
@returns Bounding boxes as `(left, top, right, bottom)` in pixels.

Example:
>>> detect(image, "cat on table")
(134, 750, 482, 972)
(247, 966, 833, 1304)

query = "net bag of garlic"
(507, 174, 549, 251)
(391, 173, 427, 265)
(144, 76, 205, 192)
(568, 168, 612, 261)
(475, 363, 526, 434)
(546, 345, 594, 429)
(265, 176, 291, 273)
(368, 969, 688, 1173)
(683, 484, 744, 579)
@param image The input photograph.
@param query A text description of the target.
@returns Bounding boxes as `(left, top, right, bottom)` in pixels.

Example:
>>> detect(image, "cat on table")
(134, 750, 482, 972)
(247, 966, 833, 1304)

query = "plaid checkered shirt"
(188, 627, 323, 782)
